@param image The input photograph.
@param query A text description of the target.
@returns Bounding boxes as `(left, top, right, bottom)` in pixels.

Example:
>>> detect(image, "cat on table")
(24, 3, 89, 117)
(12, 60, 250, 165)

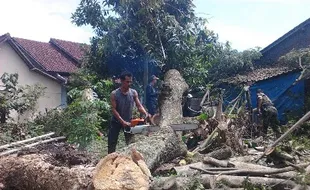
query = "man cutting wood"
(108, 71, 150, 153)
(256, 89, 281, 137)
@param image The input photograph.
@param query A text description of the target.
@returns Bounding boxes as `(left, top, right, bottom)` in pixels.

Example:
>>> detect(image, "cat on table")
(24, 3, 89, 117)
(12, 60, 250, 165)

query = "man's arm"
(133, 90, 149, 117)
(111, 91, 130, 126)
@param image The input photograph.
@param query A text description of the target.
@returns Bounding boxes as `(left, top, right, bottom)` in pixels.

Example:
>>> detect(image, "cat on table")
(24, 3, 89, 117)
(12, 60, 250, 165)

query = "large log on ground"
(0, 154, 93, 190)
(92, 152, 150, 190)
(200, 174, 297, 189)
(120, 69, 188, 170)
(0, 150, 152, 190)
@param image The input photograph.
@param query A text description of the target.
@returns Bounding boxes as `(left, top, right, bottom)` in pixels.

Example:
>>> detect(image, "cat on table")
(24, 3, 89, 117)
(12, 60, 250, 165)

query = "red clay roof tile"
(50, 38, 89, 62)
(13, 37, 78, 73)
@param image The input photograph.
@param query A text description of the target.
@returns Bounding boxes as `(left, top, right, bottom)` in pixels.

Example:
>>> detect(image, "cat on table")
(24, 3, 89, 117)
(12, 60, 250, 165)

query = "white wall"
(0, 42, 62, 121)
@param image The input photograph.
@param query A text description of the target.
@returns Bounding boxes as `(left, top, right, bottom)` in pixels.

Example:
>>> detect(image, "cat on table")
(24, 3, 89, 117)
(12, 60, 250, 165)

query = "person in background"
(108, 71, 150, 153)
(146, 75, 159, 115)
(256, 89, 281, 137)
(112, 75, 121, 90)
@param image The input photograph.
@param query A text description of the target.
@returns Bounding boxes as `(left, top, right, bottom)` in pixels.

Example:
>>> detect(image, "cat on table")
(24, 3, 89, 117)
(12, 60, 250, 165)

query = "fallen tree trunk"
(200, 174, 297, 189)
(0, 154, 93, 190)
(120, 69, 188, 171)
(0, 150, 152, 190)
(190, 165, 298, 176)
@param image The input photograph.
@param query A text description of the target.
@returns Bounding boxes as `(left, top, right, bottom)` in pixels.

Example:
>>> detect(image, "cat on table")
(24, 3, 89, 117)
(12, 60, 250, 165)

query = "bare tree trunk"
(120, 69, 188, 170)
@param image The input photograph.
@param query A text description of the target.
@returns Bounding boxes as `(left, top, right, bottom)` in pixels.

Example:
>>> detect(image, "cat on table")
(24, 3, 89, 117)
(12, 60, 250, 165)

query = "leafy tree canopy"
(72, 0, 261, 87)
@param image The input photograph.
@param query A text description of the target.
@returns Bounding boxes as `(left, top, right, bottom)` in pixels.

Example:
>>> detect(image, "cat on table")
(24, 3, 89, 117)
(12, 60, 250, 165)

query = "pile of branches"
(1, 70, 310, 190)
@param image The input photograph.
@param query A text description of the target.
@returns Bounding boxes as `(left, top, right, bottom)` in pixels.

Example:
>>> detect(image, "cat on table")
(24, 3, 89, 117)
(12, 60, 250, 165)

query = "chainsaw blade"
(170, 123, 198, 131)
(125, 125, 160, 134)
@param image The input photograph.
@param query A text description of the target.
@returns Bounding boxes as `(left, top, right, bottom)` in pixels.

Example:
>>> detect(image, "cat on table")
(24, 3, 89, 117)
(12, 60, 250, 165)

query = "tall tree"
(72, 0, 216, 84)
(72, 0, 261, 87)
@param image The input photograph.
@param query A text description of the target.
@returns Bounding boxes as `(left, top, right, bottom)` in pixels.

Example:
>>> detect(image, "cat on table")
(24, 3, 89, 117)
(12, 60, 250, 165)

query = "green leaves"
(0, 73, 46, 123)
(72, 0, 262, 89)
(29, 71, 113, 148)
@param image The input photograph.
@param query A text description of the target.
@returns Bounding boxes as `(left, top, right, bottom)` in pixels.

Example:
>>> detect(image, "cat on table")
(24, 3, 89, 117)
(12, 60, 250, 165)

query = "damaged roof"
(219, 66, 300, 85)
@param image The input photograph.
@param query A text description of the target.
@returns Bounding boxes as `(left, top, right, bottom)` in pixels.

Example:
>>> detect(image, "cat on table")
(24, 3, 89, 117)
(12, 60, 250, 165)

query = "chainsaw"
(124, 115, 198, 135)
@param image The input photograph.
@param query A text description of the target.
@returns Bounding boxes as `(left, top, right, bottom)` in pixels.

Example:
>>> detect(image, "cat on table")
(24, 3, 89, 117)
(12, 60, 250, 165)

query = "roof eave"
(223, 69, 301, 86)
(6, 37, 64, 83)
(261, 18, 310, 54)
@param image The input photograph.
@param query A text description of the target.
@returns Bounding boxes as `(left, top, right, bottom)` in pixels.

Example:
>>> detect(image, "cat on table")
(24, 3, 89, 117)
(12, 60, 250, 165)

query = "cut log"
(207, 147, 233, 160)
(120, 69, 188, 170)
(92, 153, 150, 190)
(200, 174, 297, 189)
(0, 150, 152, 190)
(203, 156, 235, 167)
(0, 154, 93, 190)
(190, 165, 298, 176)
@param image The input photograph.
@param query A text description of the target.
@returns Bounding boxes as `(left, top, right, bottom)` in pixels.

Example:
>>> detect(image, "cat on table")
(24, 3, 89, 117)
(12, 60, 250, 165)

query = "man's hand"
(122, 121, 131, 128)
(144, 113, 151, 120)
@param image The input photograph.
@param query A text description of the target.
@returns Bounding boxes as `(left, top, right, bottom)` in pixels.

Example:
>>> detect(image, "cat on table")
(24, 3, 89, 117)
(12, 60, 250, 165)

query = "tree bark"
(0, 154, 93, 190)
(190, 165, 298, 176)
(203, 156, 235, 167)
(200, 174, 297, 189)
(207, 147, 233, 160)
(120, 69, 188, 171)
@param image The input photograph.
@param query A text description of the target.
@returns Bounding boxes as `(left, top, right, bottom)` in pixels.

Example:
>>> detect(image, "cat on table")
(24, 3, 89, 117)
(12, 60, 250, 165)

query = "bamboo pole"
(0, 136, 65, 157)
(0, 132, 55, 150)
(255, 111, 310, 162)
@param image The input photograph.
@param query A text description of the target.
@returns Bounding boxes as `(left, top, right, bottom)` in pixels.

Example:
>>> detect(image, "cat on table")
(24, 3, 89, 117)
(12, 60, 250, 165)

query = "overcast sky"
(1, 0, 310, 51)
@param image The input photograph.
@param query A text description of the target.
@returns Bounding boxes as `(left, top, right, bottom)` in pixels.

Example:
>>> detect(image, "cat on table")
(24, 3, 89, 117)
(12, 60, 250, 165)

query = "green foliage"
(72, 0, 216, 86)
(207, 44, 262, 82)
(0, 72, 46, 123)
(29, 70, 113, 148)
(279, 48, 310, 83)
(32, 89, 109, 148)
(67, 70, 113, 128)
(278, 47, 310, 68)
(197, 113, 208, 121)
(72, 0, 262, 88)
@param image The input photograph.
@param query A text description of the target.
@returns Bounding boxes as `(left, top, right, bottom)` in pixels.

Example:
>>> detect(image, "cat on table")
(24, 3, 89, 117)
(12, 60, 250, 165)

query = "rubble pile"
(1, 69, 310, 190)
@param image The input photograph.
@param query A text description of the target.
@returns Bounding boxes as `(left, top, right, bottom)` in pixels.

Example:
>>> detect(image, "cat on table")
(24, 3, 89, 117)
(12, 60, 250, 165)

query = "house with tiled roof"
(219, 18, 310, 123)
(0, 33, 89, 120)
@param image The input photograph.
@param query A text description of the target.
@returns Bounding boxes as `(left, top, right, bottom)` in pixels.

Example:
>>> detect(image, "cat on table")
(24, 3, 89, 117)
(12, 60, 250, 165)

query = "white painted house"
(0, 33, 89, 120)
